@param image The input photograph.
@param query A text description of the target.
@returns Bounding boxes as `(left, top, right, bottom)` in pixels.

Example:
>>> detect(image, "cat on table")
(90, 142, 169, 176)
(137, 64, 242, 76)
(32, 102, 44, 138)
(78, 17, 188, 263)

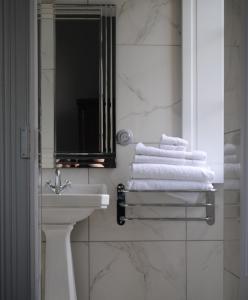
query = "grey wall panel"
(0, 0, 39, 299)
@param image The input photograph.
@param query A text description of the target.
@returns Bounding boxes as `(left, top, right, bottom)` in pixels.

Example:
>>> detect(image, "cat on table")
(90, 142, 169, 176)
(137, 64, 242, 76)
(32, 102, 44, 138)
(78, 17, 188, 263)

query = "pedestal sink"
(42, 184, 109, 300)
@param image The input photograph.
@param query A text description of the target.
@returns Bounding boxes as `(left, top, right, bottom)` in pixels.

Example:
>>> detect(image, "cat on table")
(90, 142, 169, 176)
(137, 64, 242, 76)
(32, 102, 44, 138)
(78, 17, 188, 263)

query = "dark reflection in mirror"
(56, 18, 100, 154)
(55, 6, 116, 168)
(38, 4, 116, 168)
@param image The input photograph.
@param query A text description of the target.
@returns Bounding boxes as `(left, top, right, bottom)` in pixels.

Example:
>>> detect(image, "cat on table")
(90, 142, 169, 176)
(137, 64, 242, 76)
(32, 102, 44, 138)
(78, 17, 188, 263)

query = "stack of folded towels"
(224, 143, 240, 190)
(127, 134, 215, 191)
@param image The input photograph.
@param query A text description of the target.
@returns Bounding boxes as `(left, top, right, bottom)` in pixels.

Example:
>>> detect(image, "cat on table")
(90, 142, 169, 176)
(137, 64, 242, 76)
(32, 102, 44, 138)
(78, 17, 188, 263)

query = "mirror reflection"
(39, 3, 116, 168)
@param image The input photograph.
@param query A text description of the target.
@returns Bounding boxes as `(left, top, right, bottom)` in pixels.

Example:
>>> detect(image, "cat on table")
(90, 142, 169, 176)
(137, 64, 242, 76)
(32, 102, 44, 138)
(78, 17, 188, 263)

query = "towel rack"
(117, 183, 215, 226)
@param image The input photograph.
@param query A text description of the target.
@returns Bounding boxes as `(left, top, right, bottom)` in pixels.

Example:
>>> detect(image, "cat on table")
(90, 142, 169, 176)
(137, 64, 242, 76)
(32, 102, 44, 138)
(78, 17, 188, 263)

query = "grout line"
(70, 239, 224, 243)
(186, 207, 188, 300)
(88, 241, 90, 300)
(87, 168, 90, 242)
(186, 239, 188, 300)
(224, 44, 241, 48)
(87, 166, 90, 300)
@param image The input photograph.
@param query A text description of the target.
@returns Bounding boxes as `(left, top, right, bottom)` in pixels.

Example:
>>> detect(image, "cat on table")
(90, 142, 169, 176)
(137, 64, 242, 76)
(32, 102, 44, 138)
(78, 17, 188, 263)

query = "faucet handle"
(64, 179, 71, 187)
(46, 180, 52, 187)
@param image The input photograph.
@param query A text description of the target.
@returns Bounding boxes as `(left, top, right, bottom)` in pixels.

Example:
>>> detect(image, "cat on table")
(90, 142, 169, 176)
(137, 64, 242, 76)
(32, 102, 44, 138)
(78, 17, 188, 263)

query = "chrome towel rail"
(117, 184, 215, 226)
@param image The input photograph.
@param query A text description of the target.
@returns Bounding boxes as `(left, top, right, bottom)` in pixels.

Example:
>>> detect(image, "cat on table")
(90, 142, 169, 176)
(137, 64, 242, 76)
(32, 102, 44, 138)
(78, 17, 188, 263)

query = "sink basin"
(42, 183, 109, 300)
(42, 184, 109, 223)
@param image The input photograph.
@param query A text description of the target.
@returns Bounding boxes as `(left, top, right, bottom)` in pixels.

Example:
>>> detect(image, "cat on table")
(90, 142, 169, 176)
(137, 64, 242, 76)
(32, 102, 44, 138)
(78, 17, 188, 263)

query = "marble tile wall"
(223, 131, 241, 297)
(42, 0, 224, 299)
(224, 0, 244, 133)
(224, 0, 243, 296)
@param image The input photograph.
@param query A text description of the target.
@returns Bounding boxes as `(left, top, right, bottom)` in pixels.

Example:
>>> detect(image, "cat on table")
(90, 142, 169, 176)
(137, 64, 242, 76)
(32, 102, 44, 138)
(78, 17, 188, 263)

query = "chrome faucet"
(46, 168, 71, 194)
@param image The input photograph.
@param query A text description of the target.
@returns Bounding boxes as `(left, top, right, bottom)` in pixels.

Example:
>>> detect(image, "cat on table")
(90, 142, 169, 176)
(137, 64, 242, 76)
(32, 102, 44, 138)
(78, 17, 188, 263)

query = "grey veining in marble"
(90, 0, 181, 45)
(116, 45, 181, 142)
(90, 242, 186, 300)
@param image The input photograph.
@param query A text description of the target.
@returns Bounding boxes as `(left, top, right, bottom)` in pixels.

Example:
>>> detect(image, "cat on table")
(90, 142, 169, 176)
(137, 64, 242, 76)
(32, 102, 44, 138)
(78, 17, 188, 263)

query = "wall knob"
(116, 129, 133, 146)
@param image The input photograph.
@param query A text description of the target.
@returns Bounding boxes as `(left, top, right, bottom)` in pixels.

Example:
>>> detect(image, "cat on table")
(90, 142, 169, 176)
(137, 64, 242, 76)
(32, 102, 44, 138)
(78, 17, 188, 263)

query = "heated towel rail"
(117, 183, 215, 226)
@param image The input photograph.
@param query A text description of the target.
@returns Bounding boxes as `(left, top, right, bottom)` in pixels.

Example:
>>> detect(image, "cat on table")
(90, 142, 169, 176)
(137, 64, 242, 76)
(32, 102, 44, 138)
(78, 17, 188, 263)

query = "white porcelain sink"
(42, 183, 109, 300)
(42, 184, 109, 223)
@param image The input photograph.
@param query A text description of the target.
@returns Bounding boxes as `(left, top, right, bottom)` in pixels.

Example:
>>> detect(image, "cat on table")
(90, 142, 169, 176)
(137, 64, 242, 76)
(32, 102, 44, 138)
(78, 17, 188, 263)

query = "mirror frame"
(39, 3, 116, 168)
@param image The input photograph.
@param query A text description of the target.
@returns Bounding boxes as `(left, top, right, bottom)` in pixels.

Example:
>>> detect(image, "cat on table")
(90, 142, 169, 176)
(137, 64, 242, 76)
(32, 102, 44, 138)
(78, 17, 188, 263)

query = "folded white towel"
(160, 145, 186, 151)
(134, 155, 207, 167)
(224, 163, 240, 179)
(127, 179, 214, 191)
(131, 163, 214, 182)
(224, 154, 238, 163)
(136, 143, 207, 161)
(224, 179, 240, 190)
(224, 144, 237, 155)
(160, 134, 188, 146)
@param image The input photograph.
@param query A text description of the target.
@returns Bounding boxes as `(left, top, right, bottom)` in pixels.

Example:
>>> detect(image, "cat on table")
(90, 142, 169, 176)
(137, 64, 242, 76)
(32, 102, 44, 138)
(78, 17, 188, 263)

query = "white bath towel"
(134, 155, 207, 167)
(136, 143, 207, 161)
(160, 144, 186, 151)
(224, 179, 240, 190)
(224, 163, 240, 179)
(127, 179, 214, 191)
(131, 163, 215, 182)
(160, 134, 188, 146)
(224, 144, 237, 155)
(224, 154, 238, 163)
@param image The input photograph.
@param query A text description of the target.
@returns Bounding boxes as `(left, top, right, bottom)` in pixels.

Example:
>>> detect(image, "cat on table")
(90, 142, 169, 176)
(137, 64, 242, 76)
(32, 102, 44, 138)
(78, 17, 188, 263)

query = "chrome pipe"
(121, 216, 211, 222)
(119, 202, 214, 208)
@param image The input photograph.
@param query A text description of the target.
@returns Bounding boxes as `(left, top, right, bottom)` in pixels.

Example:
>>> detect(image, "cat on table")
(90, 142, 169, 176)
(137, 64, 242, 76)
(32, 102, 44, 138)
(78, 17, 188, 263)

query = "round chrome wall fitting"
(116, 129, 133, 146)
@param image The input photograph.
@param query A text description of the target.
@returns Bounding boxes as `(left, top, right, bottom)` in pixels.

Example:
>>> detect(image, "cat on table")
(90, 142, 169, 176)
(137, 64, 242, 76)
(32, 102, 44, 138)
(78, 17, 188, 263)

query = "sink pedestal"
(43, 224, 77, 300)
(42, 183, 110, 299)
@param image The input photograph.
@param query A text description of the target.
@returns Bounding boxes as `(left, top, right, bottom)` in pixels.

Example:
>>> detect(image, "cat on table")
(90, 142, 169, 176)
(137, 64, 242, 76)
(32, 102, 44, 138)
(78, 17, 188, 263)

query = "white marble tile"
(90, 241, 186, 300)
(89, 0, 181, 45)
(117, 45, 182, 143)
(224, 190, 240, 205)
(224, 46, 243, 133)
(41, 168, 89, 241)
(223, 270, 240, 300)
(187, 241, 223, 300)
(224, 240, 240, 277)
(72, 242, 89, 300)
(89, 145, 186, 241)
(42, 168, 88, 184)
(224, 218, 240, 241)
(224, 203, 240, 218)
(225, 0, 243, 47)
(224, 190, 240, 219)
(186, 186, 223, 241)
(41, 243, 46, 300)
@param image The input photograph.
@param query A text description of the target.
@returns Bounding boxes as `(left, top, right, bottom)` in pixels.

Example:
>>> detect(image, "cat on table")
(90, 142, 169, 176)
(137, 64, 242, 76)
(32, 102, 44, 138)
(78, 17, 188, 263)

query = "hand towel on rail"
(159, 145, 186, 151)
(136, 143, 207, 161)
(160, 134, 188, 146)
(131, 163, 215, 182)
(224, 144, 237, 155)
(127, 179, 214, 191)
(134, 155, 207, 167)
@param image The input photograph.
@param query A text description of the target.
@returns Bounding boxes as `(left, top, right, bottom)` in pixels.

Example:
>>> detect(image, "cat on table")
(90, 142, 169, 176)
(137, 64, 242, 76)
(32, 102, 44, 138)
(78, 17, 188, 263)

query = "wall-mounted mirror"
(38, 3, 116, 168)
